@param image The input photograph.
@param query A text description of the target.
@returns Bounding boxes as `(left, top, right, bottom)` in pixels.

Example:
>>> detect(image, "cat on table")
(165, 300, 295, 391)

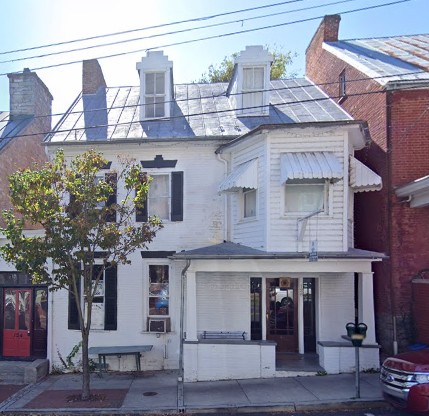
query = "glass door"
(266, 278, 298, 352)
(3, 289, 32, 357)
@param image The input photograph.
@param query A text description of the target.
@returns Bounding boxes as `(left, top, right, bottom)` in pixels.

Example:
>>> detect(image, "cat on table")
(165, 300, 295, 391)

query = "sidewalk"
(0, 370, 388, 415)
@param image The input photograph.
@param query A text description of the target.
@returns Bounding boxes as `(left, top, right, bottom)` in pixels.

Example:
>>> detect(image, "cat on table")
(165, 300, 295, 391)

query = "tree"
(197, 46, 297, 83)
(0, 149, 162, 400)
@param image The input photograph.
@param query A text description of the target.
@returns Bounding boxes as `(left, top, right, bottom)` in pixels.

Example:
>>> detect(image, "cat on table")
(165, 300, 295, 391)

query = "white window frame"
(283, 180, 330, 216)
(144, 71, 166, 119)
(242, 66, 265, 115)
(242, 188, 257, 220)
(339, 70, 346, 100)
(148, 264, 170, 317)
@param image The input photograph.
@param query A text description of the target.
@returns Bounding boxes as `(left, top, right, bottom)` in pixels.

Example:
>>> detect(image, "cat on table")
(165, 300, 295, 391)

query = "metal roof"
(349, 156, 382, 193)
(0, 112, 33, 151)
(324, 34, 429, 87)
(45, 78, 351, 143)
(218, 159, 258, 192)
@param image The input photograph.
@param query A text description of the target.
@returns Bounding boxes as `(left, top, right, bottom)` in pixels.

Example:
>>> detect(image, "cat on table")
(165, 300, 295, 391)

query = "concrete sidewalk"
(0, 370, 388, 414)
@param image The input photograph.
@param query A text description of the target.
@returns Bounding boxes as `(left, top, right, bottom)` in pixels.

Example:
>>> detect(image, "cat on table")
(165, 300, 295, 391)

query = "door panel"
(3, 289, 32, 357)
(303, 278, 316, 352)
(32, 289, 48, 357)
(266, 278, 298, 352)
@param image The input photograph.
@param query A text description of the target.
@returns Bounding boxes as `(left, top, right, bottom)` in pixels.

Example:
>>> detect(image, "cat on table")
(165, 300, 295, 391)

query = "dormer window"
(136, 51, 173, 121)
(227, 46, 273, 117)
(145, 72, 165, 118)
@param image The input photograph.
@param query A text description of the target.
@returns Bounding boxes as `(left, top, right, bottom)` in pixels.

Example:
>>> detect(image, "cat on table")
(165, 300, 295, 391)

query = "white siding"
(267, 130, 347, 252)
(318, 273, 354, 342)
(196, 273, 250, 336)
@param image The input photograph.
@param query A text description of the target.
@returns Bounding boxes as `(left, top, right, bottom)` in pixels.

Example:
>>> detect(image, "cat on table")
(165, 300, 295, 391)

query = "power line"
(1, 0, 410, 77)
(1, 69, 425, 124)
(3, 83, 425, 142)
(0, 0, 305, 57)
(0, 0, 359, 65)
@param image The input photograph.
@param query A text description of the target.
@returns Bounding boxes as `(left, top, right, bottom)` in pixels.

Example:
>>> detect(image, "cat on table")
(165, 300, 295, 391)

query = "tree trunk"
(81, 329, 91, 400)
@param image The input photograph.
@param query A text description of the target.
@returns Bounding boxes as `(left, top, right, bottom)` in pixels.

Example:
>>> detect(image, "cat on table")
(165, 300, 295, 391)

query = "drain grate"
(143, 391, 158, 396)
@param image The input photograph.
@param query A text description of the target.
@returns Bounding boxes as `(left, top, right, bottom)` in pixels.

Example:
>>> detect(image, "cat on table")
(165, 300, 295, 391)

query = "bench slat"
(202, 331, 246, 340)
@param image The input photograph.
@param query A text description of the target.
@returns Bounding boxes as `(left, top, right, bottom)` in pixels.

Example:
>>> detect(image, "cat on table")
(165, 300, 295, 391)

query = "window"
(339, 70, 346, 99)
(136, 171, 183, 222)
(68, 264, 117, 330)
(243, 188, 257, 218)
(145, 72, 165, 118)
(285, 182, 327, 213)
(148, 265, 169, 316)
(242, 67, 264, 114)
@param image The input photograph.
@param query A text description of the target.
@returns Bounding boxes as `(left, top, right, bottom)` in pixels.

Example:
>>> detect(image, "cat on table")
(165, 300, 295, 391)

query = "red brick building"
(306, 15, 429, 355)
(0, 69, 52, 227)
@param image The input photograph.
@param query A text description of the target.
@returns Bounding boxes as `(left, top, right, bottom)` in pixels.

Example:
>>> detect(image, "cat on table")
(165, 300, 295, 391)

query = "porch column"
(185, 270, 198, 341)
(358, 272, 376, 344)
(298, 277, 304, 354)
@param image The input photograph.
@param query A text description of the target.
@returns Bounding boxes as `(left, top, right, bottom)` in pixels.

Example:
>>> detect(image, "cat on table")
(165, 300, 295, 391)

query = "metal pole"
(355, 345, 360, 398)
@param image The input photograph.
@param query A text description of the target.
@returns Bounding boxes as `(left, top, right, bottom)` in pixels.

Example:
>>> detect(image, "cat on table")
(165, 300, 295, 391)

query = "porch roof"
(171, 241, 386, 260)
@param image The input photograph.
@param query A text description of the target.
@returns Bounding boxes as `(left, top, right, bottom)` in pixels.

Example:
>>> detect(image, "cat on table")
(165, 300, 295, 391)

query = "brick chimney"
(8, 68, 53, 121)
(82, 59, 107, 140)
(82, 59, 106, 95)
(306, 15, 341, 84)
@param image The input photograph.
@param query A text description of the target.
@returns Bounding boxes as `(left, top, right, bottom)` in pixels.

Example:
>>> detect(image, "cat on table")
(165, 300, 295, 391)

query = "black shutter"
(104, 265, 117, 330)
(105, 173, 117, 222)
(171, 171, 183, 222)
(68, 277, 81, 330)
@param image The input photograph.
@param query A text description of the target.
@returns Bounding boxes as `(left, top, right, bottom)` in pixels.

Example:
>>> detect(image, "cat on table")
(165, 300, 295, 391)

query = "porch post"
(298, 277, 304, 354)
(358, 272, 376, 344)
(185, 270, 198, 341)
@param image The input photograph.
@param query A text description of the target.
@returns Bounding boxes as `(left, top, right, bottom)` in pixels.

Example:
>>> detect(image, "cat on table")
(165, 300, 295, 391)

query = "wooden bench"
(88, 345, 153, 374)
(201, 331, 246, 340)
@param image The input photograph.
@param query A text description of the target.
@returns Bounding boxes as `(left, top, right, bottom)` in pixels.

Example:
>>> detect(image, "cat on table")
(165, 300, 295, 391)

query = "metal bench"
(88, 345, 153, 374)
(201, 331, 246, 340)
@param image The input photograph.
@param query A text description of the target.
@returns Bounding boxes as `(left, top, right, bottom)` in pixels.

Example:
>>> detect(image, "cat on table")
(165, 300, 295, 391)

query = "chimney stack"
(8, 68, 53, 120)
(82, 59, 106, 95)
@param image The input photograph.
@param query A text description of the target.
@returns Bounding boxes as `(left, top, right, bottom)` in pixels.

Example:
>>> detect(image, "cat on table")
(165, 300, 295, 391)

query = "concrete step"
(0, 360, 48, 384)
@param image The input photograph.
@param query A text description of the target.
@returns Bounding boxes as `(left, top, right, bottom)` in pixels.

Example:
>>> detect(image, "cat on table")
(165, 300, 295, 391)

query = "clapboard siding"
(267, 130, 347, 252)
(229, 140, 267, 249)
(196, 273, 250, 335)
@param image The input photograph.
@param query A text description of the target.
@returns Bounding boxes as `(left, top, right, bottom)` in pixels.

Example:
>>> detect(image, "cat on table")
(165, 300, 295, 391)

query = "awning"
(218, 159, 258, 192)
(349, 156, 382, 192)
(395, 174, 429, 207)
(280, 152, 343, 183)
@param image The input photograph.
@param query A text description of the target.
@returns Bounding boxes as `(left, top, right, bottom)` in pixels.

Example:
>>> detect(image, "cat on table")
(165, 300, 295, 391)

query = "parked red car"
(380, 348, 429, 413)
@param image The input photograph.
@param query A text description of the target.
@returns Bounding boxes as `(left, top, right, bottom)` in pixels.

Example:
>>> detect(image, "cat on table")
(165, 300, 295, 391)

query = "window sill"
(239, 217, 258, 224)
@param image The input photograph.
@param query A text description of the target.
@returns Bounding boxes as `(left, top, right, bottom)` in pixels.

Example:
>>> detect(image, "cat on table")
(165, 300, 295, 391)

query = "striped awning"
(349, 156, 382, 192)
(218, 159, 258, 192)
(280, 152, 343, 183)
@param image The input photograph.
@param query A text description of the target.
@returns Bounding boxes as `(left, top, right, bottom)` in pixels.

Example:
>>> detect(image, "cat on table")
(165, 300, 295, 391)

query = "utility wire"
(3, 83, 425, 141)
(0, 70, 425, 123)
(0, 0, 359, 65)
(0, 0, 305, 57)
(0, 0, 411, 77)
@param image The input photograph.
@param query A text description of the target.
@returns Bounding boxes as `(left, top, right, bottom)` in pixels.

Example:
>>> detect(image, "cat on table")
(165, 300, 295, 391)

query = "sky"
(0, 0, 428, 121)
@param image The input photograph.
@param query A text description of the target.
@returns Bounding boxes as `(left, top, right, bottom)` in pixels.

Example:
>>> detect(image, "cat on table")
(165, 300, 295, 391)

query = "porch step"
(0, 359, 49, 384)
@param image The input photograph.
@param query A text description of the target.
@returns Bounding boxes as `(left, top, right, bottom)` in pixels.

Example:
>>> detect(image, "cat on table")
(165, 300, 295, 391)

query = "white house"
(2, 46, 384, 381)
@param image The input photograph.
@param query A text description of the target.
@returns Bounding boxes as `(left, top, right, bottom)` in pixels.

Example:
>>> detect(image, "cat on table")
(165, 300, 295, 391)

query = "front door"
(266, 278, 298, 352)
(3, 289, 32, 357)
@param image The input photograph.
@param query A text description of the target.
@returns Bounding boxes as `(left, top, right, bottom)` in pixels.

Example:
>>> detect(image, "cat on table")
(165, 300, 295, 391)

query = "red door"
(3, 289, 32, 357)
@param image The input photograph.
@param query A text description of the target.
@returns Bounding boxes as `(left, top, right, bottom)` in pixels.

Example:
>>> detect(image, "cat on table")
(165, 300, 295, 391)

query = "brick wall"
(306, 16, 429, 354)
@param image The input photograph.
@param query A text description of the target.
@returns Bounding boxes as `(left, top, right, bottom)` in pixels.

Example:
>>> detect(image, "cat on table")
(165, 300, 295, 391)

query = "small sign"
(309, 240, 318, 262)
(279, 277, 291, 288)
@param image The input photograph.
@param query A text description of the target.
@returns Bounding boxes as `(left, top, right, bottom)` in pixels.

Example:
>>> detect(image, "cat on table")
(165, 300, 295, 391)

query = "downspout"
(386, 91, 397, 355)
(217, 153, 229, 242)
(177, 259, 191, 411)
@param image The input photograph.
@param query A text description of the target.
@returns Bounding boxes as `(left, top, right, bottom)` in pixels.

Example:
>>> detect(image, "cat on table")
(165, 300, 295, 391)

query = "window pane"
(154, 97, 164, 118)
(155, 73, 165, 94)
(149, 265, 169, 316)
(145, 73, 155, 94)
(285, 184, 325, 212)
(149, 175, 169, 219)
(244, 189, 256, 218)
(4, 289, 16, 330)
(145, 96, 155, 118)
(253, 68, 264, 88)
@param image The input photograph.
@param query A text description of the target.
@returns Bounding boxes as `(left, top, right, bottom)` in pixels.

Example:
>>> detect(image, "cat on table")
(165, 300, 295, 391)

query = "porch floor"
(276, 353, 323, 372)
